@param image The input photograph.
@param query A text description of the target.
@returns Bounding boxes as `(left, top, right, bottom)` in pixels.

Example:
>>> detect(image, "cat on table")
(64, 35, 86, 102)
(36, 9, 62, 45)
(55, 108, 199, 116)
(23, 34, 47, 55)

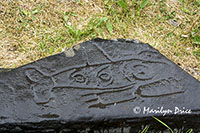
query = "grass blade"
(106, 21, 113, 34)
(141, 125, 150, 133)
(186, 129, 193, 133)
(152, 116, 173, 133)
(63, 15, 69, 22)
(140, 0, 149, 9)
(117, 0, 128, 10)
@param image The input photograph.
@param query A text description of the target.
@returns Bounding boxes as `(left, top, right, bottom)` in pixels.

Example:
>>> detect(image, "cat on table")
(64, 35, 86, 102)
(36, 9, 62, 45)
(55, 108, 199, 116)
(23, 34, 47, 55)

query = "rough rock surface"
(0, 38, 200, 132)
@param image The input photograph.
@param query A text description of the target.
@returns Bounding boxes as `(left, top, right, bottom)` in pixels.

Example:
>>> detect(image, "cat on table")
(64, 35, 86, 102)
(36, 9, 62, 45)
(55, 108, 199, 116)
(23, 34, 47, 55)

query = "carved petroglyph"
(1, 39, 200, 132)
(25, 68, 55, 104)
(138, 50, 161, 59)
(25, 44, 185, 109)
(135, 78, 185, 98)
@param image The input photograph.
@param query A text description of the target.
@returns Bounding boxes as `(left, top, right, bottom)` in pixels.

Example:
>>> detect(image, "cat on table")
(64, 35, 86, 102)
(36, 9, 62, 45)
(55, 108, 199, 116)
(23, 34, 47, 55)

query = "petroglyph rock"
(0, 38, 200, 132)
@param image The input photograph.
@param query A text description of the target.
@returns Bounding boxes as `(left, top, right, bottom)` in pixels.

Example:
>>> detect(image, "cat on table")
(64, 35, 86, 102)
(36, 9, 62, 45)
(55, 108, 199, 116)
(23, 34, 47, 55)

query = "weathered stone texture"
(0, 38, 200, 132)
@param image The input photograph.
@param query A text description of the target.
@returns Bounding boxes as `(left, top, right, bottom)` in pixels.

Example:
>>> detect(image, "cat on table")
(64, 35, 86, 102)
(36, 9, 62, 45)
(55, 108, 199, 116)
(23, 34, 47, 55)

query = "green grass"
(0, 0, 199, 80)
(139, 116, 193, 133)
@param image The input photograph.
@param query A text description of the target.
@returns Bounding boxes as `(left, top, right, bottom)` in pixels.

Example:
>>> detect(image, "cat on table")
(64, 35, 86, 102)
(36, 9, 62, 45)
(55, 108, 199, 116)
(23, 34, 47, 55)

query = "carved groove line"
(24, 48, 183, 108)
(50, 49, 168, 77)
(135, 78, 185, 98)
(93, 42, 114, 62)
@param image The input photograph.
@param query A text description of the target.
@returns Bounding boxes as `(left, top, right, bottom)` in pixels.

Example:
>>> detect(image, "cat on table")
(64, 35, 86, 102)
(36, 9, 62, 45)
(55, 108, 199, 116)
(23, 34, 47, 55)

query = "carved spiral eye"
(96, 65, 113, 87)
(123, 62, 154, 82)
(98, 73, 111, 81)
(130, 64, 154, 80)
(70, 69, 87, 84)
(72, 74, 86, 83)
(133, 65, 147, 75)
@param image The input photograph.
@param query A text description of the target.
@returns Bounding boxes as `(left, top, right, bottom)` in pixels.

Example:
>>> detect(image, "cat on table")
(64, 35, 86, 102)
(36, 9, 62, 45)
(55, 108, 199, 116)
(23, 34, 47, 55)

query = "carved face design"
(53, 60, 156, 90)
(68, 65, 113, 88)
(25, 68, 54, 104)
(67, 65, 115, 88)
(23, 42, 186, 109)
(25, 56, 185, 109)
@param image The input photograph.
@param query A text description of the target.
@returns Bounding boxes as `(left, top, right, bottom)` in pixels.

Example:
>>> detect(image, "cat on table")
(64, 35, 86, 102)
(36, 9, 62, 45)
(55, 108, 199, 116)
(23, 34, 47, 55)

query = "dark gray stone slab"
(0, 38, 200, 132)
